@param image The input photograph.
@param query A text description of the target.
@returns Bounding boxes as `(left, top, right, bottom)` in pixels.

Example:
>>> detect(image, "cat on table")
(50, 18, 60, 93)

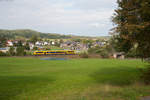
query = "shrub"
(141, 65, 150, 84)
(88, 46, 101, 54)
(79, 52, 89, 58)
(100, 51, 109, 58)
(88, 46, 111, 58)
(0, 51, 6, 56)
(9, 47, 15, 56)
(6, 51, 11, 56)
(25, 42, 30, 50)
(33, 47, 38, 50)
(26, 51, 32, 56)
(16, 47, 26, 56)
(126, 48, 139, 58)
(46, 48, 51, 50)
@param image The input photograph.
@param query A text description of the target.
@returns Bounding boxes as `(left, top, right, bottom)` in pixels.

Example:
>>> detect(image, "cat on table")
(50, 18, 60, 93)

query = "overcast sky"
(0, 0, 117, 36)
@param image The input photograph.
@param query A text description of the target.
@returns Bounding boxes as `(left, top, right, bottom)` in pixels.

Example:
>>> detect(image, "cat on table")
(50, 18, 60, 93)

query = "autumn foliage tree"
(112, 0, 150, 84)
(112, 0, 150, 59)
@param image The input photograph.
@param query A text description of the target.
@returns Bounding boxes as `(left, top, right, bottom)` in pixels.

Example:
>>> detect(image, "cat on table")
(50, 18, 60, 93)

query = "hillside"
(0, 29, 110, 40)
(0, 29, 72, 39)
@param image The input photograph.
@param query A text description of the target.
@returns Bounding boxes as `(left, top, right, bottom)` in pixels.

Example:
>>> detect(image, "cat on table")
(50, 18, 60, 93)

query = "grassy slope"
(0, 58, 149, 100)
(43, 46, 64, 50)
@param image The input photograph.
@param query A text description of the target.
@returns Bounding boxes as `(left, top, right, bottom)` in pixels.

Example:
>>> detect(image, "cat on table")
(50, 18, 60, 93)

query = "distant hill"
(0, 29, 72, 39)
(0, 29, 110, 40)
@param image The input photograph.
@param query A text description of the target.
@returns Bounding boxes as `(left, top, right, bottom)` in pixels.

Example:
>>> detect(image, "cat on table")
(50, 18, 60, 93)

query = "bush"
(88, 46, 111, 58)
(26, 51, 33, 56)
(141, 66, 150, 84)
(88, 46, 101, 54)
(16, 47, 26, 56)
(25, 43, 30, 51)
(79, 52, 89, 58)
(33, 47, 38, 50)
(6, 51, 11, 56)
(126, 48, 139, 58)
(0, 51, 7, 56)
(46, 48, 51, 50)
(9, 47, 15, 56)
(100, 51, 109, 58)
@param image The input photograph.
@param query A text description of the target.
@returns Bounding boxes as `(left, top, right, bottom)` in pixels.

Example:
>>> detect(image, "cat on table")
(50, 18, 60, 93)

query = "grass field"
(43, 46, 64, 50)
(0, 57, 150, 100)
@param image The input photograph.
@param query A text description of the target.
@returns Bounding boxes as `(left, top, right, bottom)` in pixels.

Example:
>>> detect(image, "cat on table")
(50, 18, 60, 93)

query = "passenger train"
(33, 50, 76, 55)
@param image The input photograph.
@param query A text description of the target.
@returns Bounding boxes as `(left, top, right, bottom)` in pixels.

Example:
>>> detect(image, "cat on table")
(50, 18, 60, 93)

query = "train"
(33, 50, 76, 55)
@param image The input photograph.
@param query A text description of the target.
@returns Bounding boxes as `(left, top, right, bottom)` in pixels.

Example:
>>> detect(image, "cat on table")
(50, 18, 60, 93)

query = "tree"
(16, 47, 26, 56)
(110, 36, 132, 53)
(30, 35, 39, 45)
(25, 42, 30, 50)
(17, 40, 23, 47)
(0, 35, 7, 47)
(9, 47, 15, 56)
(73, 39, 81, 42)
(59, 39, 64, 44)
(112, 0, 150, 59)
(112, 0, 150, 84)
(54, 39, 60, 47)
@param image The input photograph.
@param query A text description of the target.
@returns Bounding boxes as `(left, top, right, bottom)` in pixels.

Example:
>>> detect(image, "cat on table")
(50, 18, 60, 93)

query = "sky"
(0, 0, 117, 36)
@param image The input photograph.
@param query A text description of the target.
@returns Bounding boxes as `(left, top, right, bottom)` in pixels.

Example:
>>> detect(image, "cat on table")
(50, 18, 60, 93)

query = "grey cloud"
(0, 0, 117, 36)
(0, 0, 14, 2)
(72, 0, 117, 10)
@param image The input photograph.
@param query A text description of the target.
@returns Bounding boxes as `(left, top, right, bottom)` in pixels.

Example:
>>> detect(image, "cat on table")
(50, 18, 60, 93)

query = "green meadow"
(0, 57, 150, 100)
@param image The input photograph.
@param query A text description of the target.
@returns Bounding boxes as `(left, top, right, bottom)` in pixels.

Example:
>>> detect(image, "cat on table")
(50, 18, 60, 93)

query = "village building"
(29, 43, 35, 50)
(113, 52, 125, 59)
(0, 47, 10, 53)
(7, 40, 13, 46)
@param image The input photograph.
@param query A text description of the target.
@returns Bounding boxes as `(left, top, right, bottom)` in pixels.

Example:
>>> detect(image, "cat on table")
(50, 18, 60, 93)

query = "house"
(35, 41, 42, 46)
(29, 43, 35, 50)
(22, 42, 26, 46)
(13, 40, 19, 44)
(0, 47, 10, 53)
(60, 41, 71, 48)
(43, 41, 49, 45)
(51, 41, 55, 45)
(80, 44, 89, 51)
(7, 40, 13, 46)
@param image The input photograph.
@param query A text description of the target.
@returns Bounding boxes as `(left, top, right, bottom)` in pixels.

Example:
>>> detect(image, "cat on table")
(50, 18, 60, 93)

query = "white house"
(43, 42, 49, 45)
(29, 43, 35, 50)
(0, 47, 10, 53)
(35, 41, 42, 46)
(51, 41, 55, 45)
(7, 40, 13, 46)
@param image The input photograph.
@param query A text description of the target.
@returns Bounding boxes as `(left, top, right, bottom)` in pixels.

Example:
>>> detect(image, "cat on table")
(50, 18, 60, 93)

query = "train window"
(36, 52, 43, 53)
(55, 51, 65, 53)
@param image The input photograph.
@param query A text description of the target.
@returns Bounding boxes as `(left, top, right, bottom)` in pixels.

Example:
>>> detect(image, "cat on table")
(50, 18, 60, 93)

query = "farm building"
(113, 52, 125, 59)
(0, 47, 10, 53)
